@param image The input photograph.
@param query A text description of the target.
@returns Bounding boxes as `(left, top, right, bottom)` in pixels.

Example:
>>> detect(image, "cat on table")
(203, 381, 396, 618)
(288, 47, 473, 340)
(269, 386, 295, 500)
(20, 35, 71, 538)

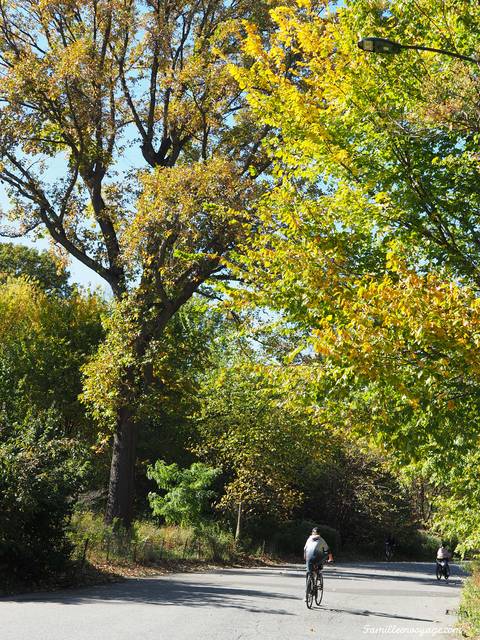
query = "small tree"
(147, 460, 220, 528)
(0, 276, 104, 433)
(194, 357, 322, 539)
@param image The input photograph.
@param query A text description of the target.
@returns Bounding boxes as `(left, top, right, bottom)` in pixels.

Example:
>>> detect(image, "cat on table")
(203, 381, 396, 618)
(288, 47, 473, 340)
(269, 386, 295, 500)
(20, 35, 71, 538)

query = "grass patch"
(458, 561, 480, 639)
(68, 510, 240, 567)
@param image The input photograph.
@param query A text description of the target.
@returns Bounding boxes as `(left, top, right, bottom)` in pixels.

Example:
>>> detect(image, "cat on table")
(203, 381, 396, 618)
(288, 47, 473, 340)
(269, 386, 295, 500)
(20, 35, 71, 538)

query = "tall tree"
(228, 0, 480, 550)
(0, 0, 273, 525)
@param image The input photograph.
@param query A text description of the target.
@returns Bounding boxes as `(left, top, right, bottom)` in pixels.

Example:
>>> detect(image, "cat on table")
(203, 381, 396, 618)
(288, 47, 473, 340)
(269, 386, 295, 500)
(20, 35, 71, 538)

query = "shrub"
(69, 512, 237, 565)
(132, 522, 236, 563)
(147, 460, 221, 527)
(195, 522, 236, 562)
(0, 410, 89, 580)
(69, 510, 112, 549)
(69, 511, 133, 562)
(394, 530, 443, 561)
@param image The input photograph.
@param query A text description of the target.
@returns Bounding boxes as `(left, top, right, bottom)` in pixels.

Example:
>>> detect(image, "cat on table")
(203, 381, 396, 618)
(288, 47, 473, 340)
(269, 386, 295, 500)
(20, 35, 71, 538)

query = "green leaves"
(0, 408, 89, 578)
(229, 0, 480, 551)
(0, 275, 104, 434)
(0, 243, 72, 297)
(147, 460, 221, 528)
(194, 353, 325, 520)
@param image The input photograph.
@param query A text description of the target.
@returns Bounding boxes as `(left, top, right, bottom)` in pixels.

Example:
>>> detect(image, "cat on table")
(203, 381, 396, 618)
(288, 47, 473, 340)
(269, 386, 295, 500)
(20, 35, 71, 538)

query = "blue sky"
(0, 124, 146, 296)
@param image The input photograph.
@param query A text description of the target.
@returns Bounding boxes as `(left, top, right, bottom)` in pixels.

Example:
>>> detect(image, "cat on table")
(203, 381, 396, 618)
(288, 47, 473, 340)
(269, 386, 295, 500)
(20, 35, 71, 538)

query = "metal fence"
(74, 533, 235, 567)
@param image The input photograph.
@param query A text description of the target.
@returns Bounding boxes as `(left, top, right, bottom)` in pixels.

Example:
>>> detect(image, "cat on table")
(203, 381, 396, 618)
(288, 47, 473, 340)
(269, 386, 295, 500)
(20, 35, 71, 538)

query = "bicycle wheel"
(436, 564, 442, 580)
(314, 571, 324, 605)
(305, 573, 314, 609)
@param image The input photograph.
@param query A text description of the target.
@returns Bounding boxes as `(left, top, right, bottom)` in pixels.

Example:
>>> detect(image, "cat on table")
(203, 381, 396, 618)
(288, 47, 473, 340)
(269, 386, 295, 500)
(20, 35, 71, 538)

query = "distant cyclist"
(385, 534, 396, 561)
(304, 527, 333, 574)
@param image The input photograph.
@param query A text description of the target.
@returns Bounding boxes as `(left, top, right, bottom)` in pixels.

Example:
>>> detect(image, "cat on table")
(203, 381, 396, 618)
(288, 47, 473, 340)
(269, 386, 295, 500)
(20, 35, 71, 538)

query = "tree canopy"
(0, 242, 71, 295)
(230, 0, 480, 552)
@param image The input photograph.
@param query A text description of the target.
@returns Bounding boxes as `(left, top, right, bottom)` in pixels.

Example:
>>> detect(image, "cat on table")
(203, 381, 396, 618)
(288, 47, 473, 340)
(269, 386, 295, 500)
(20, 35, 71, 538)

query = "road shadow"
(317, 605, 435, 622)
(337, 561, 467, 575)
(327, 562, 465, 587)
(0, 577, 296, 616)
(1, 562, 465, 611)
(209, 566, 304, 579)
(330, 574, 463, 587)
(221, 562, 465, 587)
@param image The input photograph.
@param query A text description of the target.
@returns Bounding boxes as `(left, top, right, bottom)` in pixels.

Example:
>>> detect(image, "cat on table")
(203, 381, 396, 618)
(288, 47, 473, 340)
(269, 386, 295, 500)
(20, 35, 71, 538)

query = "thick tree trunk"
(103, 284, 207, 528)
(105, 405, 138, 527)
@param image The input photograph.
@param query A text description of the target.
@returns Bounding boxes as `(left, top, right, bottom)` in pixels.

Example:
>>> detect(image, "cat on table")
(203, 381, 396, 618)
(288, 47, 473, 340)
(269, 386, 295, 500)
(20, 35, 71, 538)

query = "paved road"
(1, 562, 465, 640)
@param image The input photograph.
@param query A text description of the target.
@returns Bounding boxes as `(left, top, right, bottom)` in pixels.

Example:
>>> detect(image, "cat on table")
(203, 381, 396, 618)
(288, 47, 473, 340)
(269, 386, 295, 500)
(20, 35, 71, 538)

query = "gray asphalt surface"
(1, 562, 465, 640)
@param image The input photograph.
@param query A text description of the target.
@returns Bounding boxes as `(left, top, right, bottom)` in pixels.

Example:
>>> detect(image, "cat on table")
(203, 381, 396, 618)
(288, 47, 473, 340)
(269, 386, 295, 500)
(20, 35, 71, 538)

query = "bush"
(459, 562, 480, 638)
(272, 520, 341, 557)
(391, 530, 450, 561)
(0, 411, 88, 580)
(68, 508, 131, 559)
(195, 522, 236, 562)
(147, 460, 221, 527)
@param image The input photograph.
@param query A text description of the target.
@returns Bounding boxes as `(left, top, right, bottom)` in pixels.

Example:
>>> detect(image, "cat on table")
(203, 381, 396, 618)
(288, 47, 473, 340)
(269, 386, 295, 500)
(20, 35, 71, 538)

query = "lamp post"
(358, 37, 478, 64)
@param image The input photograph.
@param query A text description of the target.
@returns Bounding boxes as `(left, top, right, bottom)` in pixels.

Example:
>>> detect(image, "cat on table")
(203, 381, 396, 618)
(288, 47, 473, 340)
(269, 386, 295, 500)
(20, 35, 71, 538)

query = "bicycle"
(305, 562, 324, 609)
(436, 559, 450, 581)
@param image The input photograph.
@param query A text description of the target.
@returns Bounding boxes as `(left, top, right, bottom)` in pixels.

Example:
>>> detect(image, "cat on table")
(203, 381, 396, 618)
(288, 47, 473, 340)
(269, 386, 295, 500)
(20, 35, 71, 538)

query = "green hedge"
(391, 530, 440, 560)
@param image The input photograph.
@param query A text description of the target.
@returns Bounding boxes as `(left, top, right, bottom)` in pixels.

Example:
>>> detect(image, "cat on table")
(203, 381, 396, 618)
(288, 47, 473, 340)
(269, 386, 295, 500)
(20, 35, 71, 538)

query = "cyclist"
(436, 542, 451, 566)
(304, 527, 333, 575)
(385, 534, 396, 560)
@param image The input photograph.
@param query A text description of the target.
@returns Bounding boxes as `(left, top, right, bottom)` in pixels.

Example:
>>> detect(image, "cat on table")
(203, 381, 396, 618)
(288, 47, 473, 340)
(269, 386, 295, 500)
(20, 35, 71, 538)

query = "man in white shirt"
(436, 543, 451, 562)
(304, 527, 333, 573)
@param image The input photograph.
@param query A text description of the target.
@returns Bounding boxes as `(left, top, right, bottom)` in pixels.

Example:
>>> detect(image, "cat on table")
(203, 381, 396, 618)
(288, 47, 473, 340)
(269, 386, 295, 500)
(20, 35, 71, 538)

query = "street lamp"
(358, 37, 402, 54)
(358, 37, 478, 64)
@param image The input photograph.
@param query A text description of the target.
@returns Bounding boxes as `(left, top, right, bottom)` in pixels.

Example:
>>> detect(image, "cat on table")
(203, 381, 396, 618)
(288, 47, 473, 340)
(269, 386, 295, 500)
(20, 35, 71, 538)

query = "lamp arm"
(400, 43, 478, 64)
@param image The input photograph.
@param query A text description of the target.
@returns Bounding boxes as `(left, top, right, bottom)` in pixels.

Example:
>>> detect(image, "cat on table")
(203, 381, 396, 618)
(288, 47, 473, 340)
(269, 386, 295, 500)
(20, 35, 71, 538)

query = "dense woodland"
(0, 242, 426, 574)
(0, 4, 479, 625)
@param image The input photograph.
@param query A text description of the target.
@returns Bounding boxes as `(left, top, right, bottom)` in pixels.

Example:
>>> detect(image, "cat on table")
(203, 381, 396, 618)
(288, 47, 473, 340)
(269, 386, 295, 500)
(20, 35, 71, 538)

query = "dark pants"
(306, 551, 325, 573)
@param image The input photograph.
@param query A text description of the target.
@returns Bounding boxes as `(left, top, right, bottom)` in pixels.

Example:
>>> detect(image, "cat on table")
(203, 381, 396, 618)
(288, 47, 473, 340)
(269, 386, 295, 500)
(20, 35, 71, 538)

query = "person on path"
(304, 527, 333, 573)
(436, 542, 451, 565)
